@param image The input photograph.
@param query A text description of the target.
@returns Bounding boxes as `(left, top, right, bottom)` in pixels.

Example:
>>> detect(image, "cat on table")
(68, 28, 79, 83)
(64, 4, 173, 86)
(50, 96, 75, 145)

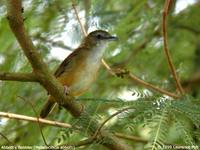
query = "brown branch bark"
(0, 72, 37, 82)
(6, 1, 129, 149)
(162, 0, 184, 94)
(6, 0, 82, 117)
(0, 110, 178, 149)
(0, 111, 149, 147)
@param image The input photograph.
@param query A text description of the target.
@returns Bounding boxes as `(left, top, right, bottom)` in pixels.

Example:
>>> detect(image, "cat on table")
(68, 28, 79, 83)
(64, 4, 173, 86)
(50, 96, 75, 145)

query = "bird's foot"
(63, 85, 70, 95)
(113, 68, 129, 78)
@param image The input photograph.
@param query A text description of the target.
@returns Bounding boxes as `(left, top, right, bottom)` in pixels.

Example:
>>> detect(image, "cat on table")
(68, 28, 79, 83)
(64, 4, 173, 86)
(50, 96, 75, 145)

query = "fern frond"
(172, 100, 200, 126)
(146, 103, 170, 150)
(175, 119, 197, 147)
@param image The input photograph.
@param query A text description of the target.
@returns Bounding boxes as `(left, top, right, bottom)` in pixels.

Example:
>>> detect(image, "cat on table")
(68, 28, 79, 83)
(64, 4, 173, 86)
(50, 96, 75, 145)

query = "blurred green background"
(0, 0, 200, 149)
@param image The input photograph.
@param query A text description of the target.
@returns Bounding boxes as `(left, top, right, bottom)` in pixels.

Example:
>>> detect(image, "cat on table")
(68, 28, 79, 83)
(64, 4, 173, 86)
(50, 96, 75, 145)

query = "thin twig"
(175, 25, 200, 35)
(74, 0, 169, 101)
(72, 0, 87, 36)
(18, 96, 48, 146)
(61, 132, 148, 148)
(35, 35, 73, 50)
(83, 0, 91, 31)
(128, 73, 180, 98)
(61, 131, 147, 148)
(60, 137, 94, 148)
(101, 59, 115, 75)
(101, 60, 180, 98)
(62, 107, 136, 149)
(114, 132, 147, 143)
(114, 132, 181, 148)
(93, 107, 134, 139)
(0, 132, 15, 145)
(62, 107, 134, 148)
(0, 112, 72, 128)
(49, 130, 181, 149)
(162, 0, 184, 94)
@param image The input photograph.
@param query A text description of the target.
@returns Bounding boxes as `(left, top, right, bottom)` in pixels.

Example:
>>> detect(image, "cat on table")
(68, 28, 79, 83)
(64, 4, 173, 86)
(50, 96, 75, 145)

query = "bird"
(40, 30, 118, 118)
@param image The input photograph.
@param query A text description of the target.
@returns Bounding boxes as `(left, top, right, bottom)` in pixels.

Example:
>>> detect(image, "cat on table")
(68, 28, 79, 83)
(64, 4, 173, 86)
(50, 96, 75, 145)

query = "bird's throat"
(87, 44, 106, 63)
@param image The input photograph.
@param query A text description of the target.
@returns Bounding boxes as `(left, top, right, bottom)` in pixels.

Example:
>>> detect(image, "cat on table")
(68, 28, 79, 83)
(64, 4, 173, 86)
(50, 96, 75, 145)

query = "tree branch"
(0, 111, 148, 147)
(83, 0, 91, 31)
(128, 73, 180, 98)
(72, 0, 87, 36)
(6, 0, 83, 117)
(93, 107, 134, 139)
(34, 34, 73, 51)
(162, 0, 184, 94)
(62, 132, 148, 148)
(0, 112, 72, 128)
(18, 96, 48, 146)
(0, 132, 15, 145)
(6, 1, 129, 149)
(114, 132, 182, 148)
(61, 107, 141, 147)
(114, 132, 147, 143)
(60, 137, 95, 148)
(175, 24, 200, 35)
(101, 60, 180, 99)
(182, 71, 200, 91)
(64, 107, 135, 149)
(0, 72, 38, 82)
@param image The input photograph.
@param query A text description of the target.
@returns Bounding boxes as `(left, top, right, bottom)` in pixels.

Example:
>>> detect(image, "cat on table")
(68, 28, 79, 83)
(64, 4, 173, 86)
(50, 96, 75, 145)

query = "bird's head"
(82, 30, 118, 48)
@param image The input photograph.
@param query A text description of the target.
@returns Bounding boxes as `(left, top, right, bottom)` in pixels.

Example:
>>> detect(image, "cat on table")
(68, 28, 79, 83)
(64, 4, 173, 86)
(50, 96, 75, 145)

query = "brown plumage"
(40, 30, 118, 118)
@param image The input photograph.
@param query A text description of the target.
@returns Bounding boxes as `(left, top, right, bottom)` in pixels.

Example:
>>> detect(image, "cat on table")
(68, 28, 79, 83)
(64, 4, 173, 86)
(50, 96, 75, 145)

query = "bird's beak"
(106, 36, 118, 41)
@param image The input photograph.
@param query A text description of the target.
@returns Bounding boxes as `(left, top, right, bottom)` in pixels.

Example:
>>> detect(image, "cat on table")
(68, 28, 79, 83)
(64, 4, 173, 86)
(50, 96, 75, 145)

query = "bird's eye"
(96, 34, 102, 39)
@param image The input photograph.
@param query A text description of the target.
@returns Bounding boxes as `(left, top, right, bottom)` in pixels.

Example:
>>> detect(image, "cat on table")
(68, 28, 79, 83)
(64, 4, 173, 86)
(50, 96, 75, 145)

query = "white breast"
(69, 44, 106, 95)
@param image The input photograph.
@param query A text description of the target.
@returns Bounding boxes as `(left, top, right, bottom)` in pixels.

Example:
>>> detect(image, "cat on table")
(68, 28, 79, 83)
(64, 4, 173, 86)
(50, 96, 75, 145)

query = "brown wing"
(54, 48, 82, 78)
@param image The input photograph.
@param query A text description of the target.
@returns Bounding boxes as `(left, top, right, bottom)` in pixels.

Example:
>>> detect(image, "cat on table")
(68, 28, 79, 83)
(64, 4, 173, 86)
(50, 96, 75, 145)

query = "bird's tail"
(40, 96, 56, 118)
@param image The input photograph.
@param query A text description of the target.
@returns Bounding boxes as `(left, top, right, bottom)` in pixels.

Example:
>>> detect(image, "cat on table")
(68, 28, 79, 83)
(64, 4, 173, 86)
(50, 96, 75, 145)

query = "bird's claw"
(114, 68, 129, 78)
(64, 85, 70, 95)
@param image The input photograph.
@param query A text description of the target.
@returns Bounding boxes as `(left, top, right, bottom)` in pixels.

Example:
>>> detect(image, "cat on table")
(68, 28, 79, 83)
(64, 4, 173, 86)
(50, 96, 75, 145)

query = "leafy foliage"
(0, 0, 200, 149)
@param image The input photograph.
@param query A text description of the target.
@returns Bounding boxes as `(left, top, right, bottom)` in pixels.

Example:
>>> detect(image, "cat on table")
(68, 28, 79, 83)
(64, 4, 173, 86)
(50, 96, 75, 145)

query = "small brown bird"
(40, 30, 118, 118)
